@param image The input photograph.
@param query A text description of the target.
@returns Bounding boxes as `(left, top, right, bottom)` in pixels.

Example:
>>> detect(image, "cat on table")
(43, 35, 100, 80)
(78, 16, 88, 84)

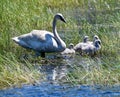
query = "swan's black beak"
(62, 18, 66, 23)
(61, 17, 66, 23)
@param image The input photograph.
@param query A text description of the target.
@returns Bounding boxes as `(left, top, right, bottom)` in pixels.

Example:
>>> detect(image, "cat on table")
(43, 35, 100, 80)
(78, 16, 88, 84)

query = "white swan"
(61, 43, 75, 55)
(12, 13, 66, 57)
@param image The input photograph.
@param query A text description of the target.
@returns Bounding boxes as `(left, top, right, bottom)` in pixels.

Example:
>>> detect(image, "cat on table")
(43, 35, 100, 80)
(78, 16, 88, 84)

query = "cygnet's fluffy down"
(74, 35, 90, 52)
(74, 35, 101, 55)
(61, 43, 75, 55)
(81, 39, 101, 55)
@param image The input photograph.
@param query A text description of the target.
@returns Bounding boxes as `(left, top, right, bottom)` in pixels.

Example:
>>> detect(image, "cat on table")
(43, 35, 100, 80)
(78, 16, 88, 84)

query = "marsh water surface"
(0, 55, 120, 97)
(0, 82, 120, 97)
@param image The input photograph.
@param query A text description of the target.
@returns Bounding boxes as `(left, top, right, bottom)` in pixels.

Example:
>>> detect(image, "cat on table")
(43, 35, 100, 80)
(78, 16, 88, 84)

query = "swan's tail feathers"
(12, 37, 20, 43)
(12, 37, 29, 49)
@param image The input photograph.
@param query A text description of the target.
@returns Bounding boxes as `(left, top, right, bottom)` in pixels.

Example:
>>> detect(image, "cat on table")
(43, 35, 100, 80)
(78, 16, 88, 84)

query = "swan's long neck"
(52, 18, 66, 50)
(53, 19, 57, 38)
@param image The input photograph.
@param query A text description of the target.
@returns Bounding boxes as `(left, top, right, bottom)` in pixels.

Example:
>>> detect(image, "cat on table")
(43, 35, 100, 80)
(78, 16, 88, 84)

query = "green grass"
(65, 56, 120, 86)
(0, 52, 41, 89)
(0, 0, 120, 88)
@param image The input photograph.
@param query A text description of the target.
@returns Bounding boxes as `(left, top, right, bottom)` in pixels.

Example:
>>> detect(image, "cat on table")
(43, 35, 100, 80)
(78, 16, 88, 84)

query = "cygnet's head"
(94, 39, 101, 47)
(93, 35, 99, 40)
(83, 35, 89, 43)
(68, 43, 74, 49)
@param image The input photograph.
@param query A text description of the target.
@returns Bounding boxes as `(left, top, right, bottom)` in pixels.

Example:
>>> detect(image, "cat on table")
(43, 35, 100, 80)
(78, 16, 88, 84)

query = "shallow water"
(0, 55, 120, 97)
(0, 82, 120, 97)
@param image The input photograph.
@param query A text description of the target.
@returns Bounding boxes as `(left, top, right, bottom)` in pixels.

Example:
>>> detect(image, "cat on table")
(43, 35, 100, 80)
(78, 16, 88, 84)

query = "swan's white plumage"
(12, 13, 66, 57)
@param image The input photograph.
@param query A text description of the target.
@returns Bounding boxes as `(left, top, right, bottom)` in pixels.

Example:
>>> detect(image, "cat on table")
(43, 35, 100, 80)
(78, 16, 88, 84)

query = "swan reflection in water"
(52, 65, 68, 82)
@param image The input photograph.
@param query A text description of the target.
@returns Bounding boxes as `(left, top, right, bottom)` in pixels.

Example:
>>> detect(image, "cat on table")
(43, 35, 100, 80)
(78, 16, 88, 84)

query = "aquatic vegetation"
(0, 0, 120, 89)
(0, 53, 41, 89)
(66, 56, 120, 86)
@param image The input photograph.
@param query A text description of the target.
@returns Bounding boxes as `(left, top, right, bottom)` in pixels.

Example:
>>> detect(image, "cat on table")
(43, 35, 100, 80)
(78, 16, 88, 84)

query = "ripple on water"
(0, 82, 120, 97)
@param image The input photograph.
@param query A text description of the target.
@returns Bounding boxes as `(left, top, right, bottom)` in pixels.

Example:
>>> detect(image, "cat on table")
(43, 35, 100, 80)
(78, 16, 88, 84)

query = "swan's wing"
(12, 30, 61, 52)
(16, 30, 54, 42)
(12, 30, 54, 49)
(31, 30, 54, 42)
(12, 33, 33, 49)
